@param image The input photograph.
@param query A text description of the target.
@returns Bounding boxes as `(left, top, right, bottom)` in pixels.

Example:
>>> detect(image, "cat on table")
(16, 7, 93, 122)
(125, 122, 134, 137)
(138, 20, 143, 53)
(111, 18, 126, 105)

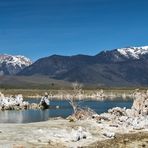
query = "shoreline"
(0, 89, 147, 147)
(0, 88, 135, 100)
(0, 119, 147, 147)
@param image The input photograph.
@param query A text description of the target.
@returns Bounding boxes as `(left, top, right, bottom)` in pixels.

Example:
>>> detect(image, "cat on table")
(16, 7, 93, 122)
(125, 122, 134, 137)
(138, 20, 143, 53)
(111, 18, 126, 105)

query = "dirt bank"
(87, 132, 148, 148)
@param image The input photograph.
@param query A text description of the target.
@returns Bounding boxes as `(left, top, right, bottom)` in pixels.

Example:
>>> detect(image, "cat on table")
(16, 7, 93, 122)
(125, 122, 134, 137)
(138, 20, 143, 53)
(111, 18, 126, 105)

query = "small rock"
(103, 131, 115, 138)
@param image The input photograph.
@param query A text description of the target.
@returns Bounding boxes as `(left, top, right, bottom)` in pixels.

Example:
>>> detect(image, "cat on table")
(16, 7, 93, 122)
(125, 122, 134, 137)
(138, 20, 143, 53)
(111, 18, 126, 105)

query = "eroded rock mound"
(97, 89, 148, 133)
(0, 92, 51, 111)
(132, 89, 148, 116)
(0, 92, 29, 110)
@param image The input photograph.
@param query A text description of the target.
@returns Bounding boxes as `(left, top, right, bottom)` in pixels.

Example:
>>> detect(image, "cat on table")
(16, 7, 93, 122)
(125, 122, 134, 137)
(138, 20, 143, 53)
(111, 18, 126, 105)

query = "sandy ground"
(87, 132, 148, 148)
(0, 118, 147, 148)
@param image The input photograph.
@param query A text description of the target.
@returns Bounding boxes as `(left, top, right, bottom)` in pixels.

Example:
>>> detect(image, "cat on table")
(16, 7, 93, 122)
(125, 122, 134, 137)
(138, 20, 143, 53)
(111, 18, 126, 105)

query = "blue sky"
(0, 0, 148, 61)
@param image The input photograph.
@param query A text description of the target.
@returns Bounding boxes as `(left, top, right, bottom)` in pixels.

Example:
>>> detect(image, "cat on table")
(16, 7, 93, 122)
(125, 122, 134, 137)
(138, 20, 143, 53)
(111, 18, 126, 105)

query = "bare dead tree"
(67, 82, 83, 114)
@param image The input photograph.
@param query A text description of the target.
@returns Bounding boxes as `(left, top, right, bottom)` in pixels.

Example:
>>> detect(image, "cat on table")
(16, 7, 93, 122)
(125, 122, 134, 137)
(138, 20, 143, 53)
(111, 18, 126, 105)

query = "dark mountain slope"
(17, 46, 148, 86)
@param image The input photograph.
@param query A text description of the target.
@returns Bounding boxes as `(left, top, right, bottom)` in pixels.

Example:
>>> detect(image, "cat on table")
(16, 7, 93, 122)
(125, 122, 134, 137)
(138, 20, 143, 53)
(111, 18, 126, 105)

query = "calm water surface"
(0, 98, 133, 123)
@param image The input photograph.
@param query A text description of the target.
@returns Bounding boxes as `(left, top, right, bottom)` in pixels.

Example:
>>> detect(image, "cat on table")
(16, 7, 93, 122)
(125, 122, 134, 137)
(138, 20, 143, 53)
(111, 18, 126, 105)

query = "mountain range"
(1, 46, 148, 87)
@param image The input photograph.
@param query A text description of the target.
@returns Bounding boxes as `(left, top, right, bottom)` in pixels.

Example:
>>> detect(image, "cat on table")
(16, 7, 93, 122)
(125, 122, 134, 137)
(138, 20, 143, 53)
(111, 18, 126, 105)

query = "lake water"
(0, 98, 133, 123)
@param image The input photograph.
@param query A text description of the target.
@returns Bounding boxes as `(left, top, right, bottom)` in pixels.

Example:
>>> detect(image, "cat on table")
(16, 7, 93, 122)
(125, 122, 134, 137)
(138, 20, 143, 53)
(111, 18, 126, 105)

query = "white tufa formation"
(0, 92, 29, 110)
(97, 89, 148, 137)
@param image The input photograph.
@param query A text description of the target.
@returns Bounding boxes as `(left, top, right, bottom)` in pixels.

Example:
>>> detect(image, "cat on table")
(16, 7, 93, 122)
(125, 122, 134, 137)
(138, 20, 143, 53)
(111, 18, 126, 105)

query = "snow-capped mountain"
(18, 45, 148, 86)
(0, 54, 32, 75)
(117, 46, 148, 59)
(96, 46, 148, 63)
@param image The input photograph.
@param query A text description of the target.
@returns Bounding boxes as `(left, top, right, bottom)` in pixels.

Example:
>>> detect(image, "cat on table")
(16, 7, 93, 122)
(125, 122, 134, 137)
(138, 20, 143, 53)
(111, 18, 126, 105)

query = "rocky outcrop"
(131, 89, 148, 116)
(0, 92, 50, 110)
(96, 90, 148, 135)
(0, 92, 29, 110)
(39, 92, 50, 109)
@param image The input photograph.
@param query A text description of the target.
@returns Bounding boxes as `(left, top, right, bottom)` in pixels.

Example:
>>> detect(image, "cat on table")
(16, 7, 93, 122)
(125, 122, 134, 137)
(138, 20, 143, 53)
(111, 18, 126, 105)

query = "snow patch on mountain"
(117, 46, 148, 59)
(0, 54, 32, 75)
(0, 54, 32, 67)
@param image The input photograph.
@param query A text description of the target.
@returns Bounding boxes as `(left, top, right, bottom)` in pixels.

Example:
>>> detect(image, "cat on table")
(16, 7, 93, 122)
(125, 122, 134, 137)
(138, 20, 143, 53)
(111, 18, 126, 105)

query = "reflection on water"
(0, 98, 133, 123)
(0, 110, 49, 123)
